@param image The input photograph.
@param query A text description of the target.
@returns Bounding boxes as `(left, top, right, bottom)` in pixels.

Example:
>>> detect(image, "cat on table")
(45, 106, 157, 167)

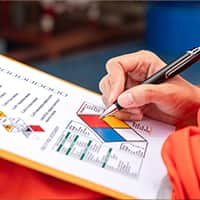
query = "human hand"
(99, 50, 200, 125)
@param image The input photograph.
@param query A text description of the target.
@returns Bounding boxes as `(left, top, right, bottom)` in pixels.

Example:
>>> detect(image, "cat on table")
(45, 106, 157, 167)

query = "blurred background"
(0, 1, 200, 92)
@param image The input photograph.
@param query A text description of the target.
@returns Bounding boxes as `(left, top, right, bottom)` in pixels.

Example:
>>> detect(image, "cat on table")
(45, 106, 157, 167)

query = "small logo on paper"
(0, 111, 44, 138)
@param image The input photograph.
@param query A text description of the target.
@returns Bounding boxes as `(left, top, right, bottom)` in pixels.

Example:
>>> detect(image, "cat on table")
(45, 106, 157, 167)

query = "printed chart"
(77, 102, 148, 159)
(52, 102, 150, 177)
(54, 130, 142, 176)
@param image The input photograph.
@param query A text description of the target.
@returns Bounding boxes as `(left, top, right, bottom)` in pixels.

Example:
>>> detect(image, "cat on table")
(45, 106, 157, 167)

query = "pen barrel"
(167, 53, 200, 78)
(143, 49, 200, 84)
(142, 70, 166, 84)
(142, 63, 174, 84)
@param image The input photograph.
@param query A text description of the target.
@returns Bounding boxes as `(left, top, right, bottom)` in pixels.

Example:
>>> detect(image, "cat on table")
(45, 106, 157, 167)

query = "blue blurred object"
(33, 41, 144, 93)
(145, 2, 200, 55)
(32, 40, 200, 94)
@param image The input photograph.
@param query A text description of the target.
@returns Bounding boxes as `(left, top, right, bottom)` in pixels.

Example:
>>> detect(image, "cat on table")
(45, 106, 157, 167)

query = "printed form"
(0, 55, 174, 199)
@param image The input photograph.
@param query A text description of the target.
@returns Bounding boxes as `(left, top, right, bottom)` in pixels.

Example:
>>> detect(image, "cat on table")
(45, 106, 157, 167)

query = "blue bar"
(93, 128, 125, 142)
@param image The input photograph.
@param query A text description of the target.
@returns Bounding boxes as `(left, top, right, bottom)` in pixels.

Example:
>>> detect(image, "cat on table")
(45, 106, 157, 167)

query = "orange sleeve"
(162, 109, 200, 199)
(0, 159, 105, 200)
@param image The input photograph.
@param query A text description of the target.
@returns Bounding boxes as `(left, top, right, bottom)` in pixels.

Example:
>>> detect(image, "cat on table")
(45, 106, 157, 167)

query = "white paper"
(0, 55, 175, 199)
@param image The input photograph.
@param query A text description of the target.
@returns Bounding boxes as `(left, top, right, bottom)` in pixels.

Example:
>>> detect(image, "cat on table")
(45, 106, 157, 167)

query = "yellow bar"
(103, 116, 129, 128)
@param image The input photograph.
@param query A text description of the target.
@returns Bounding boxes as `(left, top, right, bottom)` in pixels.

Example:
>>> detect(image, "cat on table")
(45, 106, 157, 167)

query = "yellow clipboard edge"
(0, 149, 134, 200)
(0, 55, 135, 199)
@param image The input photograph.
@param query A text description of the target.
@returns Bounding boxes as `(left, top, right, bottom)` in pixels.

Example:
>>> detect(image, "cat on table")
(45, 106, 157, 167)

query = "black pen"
(99, 46, 200, 119)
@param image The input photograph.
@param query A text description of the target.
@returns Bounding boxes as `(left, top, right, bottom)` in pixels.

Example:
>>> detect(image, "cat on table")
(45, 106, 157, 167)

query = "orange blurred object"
(162, 108, 200, 199)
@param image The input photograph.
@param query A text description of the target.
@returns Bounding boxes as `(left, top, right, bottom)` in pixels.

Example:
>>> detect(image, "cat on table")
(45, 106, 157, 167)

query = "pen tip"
(99, 113, 105, 119)
(99, 103, 119, 119)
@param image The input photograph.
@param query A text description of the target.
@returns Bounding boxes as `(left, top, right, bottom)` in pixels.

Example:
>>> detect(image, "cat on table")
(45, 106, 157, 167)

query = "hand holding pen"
(99, 48, 200, 125)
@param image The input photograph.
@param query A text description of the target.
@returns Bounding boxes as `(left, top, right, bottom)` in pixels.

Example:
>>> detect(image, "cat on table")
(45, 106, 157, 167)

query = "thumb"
(117, 84, 164, 108)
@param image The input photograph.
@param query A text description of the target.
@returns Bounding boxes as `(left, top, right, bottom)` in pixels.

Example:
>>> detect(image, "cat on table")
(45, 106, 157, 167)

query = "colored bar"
(102, 148, 112, 168)
(29, 125, 44, 132)
(57, 132, 71, 152)
(80, 140, 92, 160)
(79, 115, 109, 128)
(93, 128, 125, 142)
(103, 116, 129, 128)
(66, 135, 79, 155)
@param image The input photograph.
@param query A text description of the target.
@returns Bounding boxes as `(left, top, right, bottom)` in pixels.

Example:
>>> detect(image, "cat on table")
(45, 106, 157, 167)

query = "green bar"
(56, 132, 71, 152)
(80, 140, 92, 160)
(66, 135, 79, 155)
(102, 148, 112, 168)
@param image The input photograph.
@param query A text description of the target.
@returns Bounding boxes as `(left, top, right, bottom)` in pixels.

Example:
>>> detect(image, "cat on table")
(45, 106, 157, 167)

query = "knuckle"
(99, 76, 106, 92)
(105, 58, 115, 71)
(138, 49, 154, 56)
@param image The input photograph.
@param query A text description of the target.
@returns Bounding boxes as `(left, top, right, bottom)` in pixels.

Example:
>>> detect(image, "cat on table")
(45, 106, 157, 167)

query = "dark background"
(0, 1, 200, 92)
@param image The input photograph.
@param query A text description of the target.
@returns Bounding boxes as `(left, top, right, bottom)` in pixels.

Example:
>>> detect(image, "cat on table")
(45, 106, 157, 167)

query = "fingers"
(117, 84, 166, 108)
(99, 50, 166, 106)
(106, 50, 166, 81)
(99, 75, 111, 106)
(99, 61, 125, 105)
(115, 107, 144, 121)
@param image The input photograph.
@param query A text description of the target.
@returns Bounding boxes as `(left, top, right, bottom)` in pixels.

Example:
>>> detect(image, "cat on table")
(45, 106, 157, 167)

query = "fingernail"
(118, 93, 137, 107)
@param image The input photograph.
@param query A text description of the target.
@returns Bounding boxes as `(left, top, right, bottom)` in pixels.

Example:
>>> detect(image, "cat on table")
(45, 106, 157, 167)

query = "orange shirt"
(0, 159, 104, 200)
(162, 109, 200, 199)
